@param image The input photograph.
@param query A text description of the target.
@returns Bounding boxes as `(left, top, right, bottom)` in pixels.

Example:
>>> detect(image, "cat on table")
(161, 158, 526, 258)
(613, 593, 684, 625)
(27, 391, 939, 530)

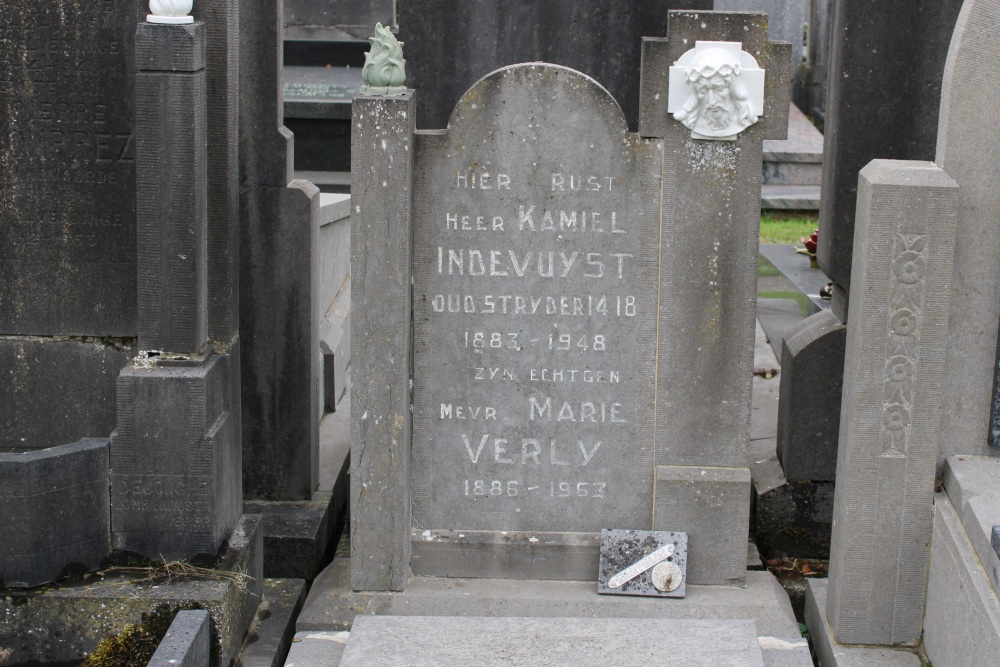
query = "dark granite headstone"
(397, 0, 711, 132)
(817, 0, 963, 297)
(0, 439, 110, 588)
(0, 0, 140, 336)
(285, 0, 393, 32)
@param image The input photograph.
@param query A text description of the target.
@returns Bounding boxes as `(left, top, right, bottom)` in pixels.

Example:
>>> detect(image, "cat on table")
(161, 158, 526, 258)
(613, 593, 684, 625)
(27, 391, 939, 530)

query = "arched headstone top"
(444, 63, 629, 139)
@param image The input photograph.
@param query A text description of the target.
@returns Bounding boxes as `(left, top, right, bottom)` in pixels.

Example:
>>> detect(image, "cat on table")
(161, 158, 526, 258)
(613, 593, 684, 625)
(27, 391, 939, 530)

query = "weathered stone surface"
(285, 0, 393, 30)
(239, 0, 292, 187)
(714, 0, 807, 89)
(817, 0, 963, 295)
(238, 578, 307, 667)
(753, 475, 834, 560)
(935, 0, 1000, 465)
(0, 439, 110, 589)
(245, 493, 338, 580)
(776, 310, 846, 482)
(654, 465, 751, 586)
(924, 492, 1000, 667)
(135, 23, 208, 354)
(826, 161, 958, 646)
(0, 338, 134, 451)
(805, 579, 923, 667)
(283, 631, 349, 667)
(410, 65, 656, 536)
(397, 0, 712, 132)
(351, 92, 414, 591)
(300, 558, 800, 636)
(147, 610, 211, 667)
(0, 0, 140, 336)
(338, 616, 765, 666)
(111, 349, 242, 563)
(940, 456, 1000, 595)
(240, 181, 320, 501)
(0, 514, 263, 667)
(192, 0, 241, 342)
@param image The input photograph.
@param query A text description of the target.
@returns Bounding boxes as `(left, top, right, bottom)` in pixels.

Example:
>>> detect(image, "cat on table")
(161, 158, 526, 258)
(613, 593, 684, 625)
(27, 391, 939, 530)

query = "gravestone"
(714, 0, 806, 98)
(824, 160, 958, 645)
(396, 0, 712, 132)
(817, 0, 963, 304)
(351, 11, 791, 595)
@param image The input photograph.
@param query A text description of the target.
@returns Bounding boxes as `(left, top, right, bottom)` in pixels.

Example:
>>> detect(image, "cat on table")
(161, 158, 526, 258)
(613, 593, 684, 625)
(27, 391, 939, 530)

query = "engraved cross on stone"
(635, 11, 790, 582)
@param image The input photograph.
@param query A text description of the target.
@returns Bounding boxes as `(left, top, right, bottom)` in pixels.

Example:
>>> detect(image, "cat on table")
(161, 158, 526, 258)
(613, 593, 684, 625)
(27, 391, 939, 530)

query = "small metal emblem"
(651, 560, 683, 592)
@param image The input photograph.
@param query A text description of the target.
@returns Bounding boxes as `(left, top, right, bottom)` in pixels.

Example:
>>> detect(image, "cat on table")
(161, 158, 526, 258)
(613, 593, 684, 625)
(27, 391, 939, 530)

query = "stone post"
(350, 24, 414, 592)
(110, 19, 242, 562)
(639, 11, 791, 585)
(825, 160, 958, 645)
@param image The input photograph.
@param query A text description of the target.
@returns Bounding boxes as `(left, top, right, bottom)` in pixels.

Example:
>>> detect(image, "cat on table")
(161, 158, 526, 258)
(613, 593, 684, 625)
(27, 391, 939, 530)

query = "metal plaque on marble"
(598, 528, 687, 598)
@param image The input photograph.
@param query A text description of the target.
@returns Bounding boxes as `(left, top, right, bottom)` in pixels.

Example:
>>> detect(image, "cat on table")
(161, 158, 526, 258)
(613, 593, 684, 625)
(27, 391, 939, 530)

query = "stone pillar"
(639, 11, 790, 585)
(350, 90, 415, 592)
(935, 0, 1000, 464)
(826, 160, 958, 645)
(111, 21, 241, 562)
(239, 0, 321, 501)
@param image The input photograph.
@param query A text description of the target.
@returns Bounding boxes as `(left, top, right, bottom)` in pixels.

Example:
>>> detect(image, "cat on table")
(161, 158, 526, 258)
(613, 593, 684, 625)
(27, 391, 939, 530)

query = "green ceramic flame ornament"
(361, 23, 407, 95)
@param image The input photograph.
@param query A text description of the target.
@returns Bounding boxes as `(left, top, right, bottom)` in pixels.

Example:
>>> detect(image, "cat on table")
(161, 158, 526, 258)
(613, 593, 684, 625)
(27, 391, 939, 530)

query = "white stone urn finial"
(148, 0, 194, 25)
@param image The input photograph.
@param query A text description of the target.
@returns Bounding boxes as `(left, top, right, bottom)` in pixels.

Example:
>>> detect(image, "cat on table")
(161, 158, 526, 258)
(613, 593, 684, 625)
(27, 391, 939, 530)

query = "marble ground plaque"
(411, 64, 659, 533)
(598, 528, 687, 598)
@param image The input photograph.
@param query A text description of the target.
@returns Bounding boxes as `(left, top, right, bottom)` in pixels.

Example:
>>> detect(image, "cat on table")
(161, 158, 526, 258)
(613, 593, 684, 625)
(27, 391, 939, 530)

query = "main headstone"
(352, 11, 790, 593)
(396, 0, 711, 132)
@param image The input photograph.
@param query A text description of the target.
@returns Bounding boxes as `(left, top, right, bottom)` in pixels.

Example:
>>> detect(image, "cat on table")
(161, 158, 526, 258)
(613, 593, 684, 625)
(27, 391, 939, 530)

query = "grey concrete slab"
(339, 616, 765, 666)
(245, 493, 340, 580)
(0, 515, 262, 667)
(757, 637, 813, 667)
(319, 385, 351, 494)
(148, 610, 211, 667)
(0, 0, 140, 337)
(924, 492, 1000, 667)
(935, 0, 1000, 466)
(941, 455, 1000, 596)
(758, 245, 830, 315)
(284, 631, 349, 667)
(298, 559, 800, 638)
(240, 578, 308, 667)
(826, 161, 958, 646)
(0, 439, 110, 588)
(804, 579, 922, 667)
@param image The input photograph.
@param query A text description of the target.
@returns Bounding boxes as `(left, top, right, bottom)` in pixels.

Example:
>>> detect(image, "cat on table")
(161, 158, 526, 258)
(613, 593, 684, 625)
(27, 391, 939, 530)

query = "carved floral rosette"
(879, 234, 928, 458)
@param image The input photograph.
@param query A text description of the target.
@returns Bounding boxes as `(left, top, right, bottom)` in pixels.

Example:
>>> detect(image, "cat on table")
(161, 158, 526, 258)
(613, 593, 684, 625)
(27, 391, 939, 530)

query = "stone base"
(803, 579, 921, 667)
(0, 514, 263, 667)
(340, 616, 769, 666)
(0, 439, 110, 588)
(245, 490, 344, 580)
(924, 480, 1000, 666)
(297, 559, 801, 637)
(238, 578, 307, 667)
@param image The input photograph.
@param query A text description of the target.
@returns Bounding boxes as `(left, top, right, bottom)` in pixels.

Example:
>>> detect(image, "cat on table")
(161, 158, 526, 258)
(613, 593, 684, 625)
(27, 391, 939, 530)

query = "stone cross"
(638, 11, 790, 584)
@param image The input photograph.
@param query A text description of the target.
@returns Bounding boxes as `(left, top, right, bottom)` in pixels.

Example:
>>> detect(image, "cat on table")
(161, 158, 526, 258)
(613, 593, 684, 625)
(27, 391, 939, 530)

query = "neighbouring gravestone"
(240, 0, 322, 502)
(396, 0, 711, 132)
(147, 610, 211, 667)
(110, 19, 241, 562)
(934, 0, 1000, 464)
(817, 0, 963, 307)
(285, 0, 393, 38)
(825, 160, 958, 645)
(352, 12, 790, 592)
(714, 0, 807, 93)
